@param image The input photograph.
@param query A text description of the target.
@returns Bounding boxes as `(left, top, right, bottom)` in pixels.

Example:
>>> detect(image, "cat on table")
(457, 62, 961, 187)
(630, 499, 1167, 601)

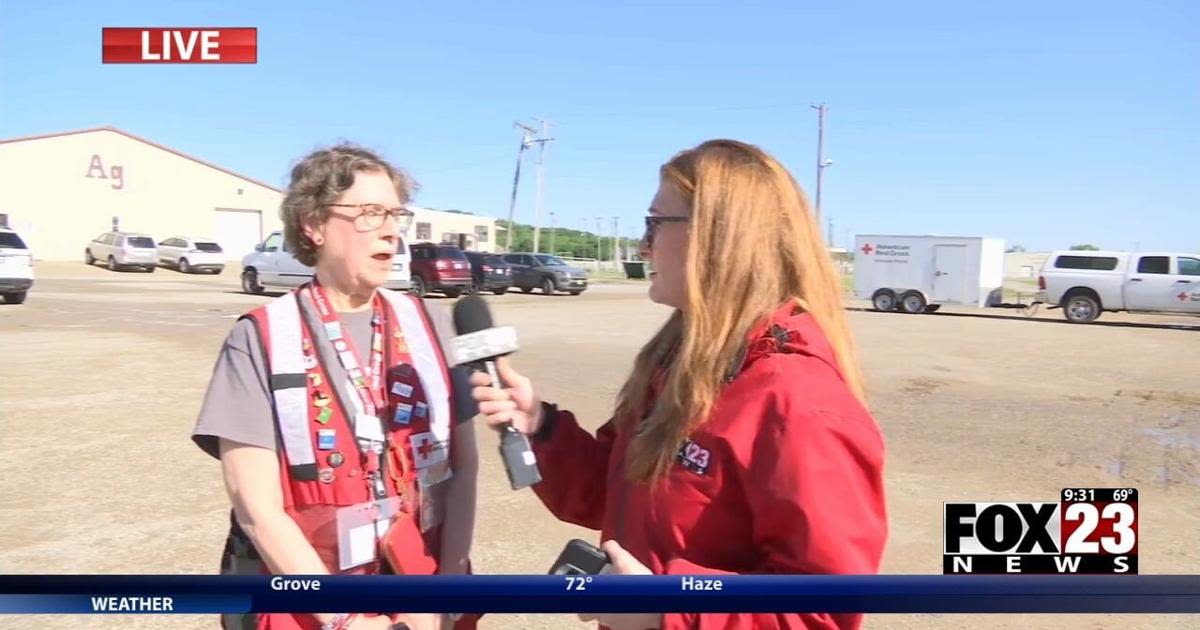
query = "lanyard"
(306, 281, 386, 416)
(306, 281, 388, 499)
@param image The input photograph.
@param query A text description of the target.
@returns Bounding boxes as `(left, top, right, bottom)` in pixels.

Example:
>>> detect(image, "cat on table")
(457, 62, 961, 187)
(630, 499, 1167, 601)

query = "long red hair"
(614, 139, 866, 481)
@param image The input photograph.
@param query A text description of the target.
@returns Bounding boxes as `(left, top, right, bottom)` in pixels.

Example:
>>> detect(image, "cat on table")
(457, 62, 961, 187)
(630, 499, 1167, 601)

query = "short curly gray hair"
(281, 143, 417, 267)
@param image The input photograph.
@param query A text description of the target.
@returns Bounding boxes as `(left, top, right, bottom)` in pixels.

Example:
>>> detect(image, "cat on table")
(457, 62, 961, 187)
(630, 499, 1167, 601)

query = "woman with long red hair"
(472, 139, 888, 629)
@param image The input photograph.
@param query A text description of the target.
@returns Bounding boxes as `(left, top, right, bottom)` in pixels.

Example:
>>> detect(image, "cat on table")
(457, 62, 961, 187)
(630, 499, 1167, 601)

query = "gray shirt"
(192, 292, 474, 459)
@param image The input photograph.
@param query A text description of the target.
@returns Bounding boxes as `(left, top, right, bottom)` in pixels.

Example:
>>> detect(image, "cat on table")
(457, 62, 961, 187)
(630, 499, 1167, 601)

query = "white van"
(240, 231, 413, 294)
(0, 227, 33, 304)
(1037, 251, 1200, 323)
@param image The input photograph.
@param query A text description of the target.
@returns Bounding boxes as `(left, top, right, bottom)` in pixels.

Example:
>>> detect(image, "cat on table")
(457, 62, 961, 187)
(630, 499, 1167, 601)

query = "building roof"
(0, 126, 282, 192)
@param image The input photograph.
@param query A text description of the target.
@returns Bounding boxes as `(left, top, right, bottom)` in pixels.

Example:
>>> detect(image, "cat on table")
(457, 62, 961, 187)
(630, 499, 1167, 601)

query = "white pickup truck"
(1036, 251, 1200, 323)
(240, 231, 413, 294)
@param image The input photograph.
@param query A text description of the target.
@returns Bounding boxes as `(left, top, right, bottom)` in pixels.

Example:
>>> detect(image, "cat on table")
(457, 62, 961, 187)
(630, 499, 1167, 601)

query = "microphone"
(450, 295, 542, 490)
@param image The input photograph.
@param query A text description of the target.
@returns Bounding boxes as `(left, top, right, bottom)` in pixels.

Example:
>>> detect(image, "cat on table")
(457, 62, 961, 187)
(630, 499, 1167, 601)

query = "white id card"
(335, 497, 404, 571)
(419, 478, 448, 532)
(417, 459, 453, 489)
(354, 412, 385, 443)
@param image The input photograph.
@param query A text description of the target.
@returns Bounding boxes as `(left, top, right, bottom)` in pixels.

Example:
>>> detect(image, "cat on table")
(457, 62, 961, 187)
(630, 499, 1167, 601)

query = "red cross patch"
(409, 431, 447, 469)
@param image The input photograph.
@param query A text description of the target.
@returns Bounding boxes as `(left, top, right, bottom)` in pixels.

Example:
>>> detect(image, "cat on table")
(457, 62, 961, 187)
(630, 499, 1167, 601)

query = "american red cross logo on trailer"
(861, 243, 874, 255)
(1180, 292, 1190, 302)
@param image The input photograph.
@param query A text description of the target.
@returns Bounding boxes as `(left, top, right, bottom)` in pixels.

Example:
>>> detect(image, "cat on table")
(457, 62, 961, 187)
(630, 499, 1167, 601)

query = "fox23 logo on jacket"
(676, 439, 711, 475)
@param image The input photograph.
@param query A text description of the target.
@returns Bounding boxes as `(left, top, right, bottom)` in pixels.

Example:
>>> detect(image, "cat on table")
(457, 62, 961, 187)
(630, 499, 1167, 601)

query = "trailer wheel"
(871, 289, 898, 312)
(900, 291, 927, 314)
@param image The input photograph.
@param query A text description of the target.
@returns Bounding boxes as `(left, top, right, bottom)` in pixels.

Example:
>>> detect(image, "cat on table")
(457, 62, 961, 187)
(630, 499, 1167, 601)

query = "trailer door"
(933, 244, 969, 303)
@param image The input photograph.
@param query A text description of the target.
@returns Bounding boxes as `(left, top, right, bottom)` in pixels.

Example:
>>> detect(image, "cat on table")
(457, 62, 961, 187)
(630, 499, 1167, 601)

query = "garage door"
(213, 209, 263, 260)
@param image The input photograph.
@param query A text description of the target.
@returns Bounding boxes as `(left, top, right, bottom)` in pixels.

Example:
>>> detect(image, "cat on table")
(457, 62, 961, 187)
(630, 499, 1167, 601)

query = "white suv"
(241, 231, 413, 294)
(85, 231, 158, 272)
(157, 236, 226, 274)
(0, 227, 33, 304)
(1037, 251, 1200, 323)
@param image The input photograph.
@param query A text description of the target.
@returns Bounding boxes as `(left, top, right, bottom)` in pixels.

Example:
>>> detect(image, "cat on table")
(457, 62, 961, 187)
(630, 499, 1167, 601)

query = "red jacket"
(531, 305, 888, 629)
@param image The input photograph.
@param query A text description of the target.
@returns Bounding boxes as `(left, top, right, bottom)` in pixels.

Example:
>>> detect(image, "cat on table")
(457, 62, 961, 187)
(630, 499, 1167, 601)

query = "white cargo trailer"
(853, 235, 1006, 313)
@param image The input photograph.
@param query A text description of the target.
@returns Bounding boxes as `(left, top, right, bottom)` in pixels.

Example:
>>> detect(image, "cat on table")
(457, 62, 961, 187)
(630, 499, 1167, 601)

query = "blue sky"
(1, 1, 1196, 251)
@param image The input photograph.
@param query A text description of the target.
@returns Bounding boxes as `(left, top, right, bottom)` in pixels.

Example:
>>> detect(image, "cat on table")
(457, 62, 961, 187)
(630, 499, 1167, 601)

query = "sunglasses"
(643, 215, 689, 248)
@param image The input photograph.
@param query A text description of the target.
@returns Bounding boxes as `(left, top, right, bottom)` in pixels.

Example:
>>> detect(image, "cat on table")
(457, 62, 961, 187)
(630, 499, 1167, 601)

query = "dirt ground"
(2, 262, 1197, 629)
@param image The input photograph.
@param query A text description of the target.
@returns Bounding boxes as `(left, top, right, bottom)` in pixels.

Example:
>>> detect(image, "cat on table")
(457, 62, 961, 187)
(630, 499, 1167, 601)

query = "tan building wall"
(0, 127, 283, 261)
(409, 206, 503, 252)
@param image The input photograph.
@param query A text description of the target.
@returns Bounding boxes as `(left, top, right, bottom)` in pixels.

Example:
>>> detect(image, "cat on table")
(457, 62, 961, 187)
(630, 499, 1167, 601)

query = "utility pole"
(531, 119, 554, 254)
(504, 122, 537, 252)
(548, 211, 556, 255)
(828, 216, 834, 248)
(611, 217, 620, 264)
(595, 218, 603, 262)
(581, 217, 589, 258)
(810, 103, 832, 237)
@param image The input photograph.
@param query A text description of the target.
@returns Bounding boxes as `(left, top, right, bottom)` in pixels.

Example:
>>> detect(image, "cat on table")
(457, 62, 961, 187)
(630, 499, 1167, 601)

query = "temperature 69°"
(566, 576, 594, 591)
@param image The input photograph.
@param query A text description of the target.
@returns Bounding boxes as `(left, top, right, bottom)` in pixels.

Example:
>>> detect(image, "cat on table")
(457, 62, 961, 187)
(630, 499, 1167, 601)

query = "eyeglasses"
(327, 203, 414, 232)
(643, 215, 690, 248)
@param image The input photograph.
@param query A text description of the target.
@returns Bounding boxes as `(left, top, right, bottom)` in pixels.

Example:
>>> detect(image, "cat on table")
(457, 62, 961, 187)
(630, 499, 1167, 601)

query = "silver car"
(85, 231, 158, 272)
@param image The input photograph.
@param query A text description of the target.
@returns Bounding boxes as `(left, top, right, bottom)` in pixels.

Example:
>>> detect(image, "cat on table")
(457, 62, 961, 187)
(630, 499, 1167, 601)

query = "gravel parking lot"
(2, 262, 1197, 629)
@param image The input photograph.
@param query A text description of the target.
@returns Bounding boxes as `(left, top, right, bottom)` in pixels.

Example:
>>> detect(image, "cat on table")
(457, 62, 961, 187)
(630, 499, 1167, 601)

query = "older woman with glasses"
(194, 144, 478, 630)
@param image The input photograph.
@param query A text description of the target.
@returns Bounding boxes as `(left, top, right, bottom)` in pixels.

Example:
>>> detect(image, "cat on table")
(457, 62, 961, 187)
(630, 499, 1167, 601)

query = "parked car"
(1036, 251, 1200, 323)
(85, 231, 158, 272)
(502, 253, 589, 295)
(409, 243, 472, 298)
(0, 227, 33, 304)
(464, 251, 513, 295)
(241, 231, 412, 294)
(157, 236, 226, 274)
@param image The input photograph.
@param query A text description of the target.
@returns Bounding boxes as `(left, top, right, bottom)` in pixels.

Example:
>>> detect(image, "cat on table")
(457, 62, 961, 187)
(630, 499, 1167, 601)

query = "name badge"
(317, 429, 336, 451)
(391, 382, 414, 398)
(354, 413, 385, 443)
(334, 497, 403, 571)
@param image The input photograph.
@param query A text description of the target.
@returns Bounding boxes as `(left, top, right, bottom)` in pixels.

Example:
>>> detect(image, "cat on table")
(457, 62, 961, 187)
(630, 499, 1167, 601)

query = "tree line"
(494, 220, 640, 260)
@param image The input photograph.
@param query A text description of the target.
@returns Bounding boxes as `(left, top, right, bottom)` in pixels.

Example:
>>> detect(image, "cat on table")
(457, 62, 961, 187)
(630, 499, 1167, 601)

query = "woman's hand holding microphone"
(469, 360, 661, 629)
(469, 358, 543, 435)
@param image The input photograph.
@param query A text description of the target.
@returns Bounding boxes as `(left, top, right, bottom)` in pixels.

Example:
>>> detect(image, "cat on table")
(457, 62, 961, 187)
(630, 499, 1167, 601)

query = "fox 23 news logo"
(943, 488, 1138, 574)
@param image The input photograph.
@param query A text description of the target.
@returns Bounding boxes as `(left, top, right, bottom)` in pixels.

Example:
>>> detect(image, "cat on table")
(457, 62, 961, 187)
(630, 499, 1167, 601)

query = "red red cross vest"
(240, 287, 461, 630)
